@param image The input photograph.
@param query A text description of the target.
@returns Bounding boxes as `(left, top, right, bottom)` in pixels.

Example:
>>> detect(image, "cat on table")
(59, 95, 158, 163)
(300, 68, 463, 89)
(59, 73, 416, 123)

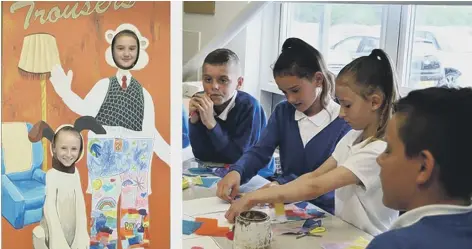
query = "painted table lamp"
(18, 33, 61, 171)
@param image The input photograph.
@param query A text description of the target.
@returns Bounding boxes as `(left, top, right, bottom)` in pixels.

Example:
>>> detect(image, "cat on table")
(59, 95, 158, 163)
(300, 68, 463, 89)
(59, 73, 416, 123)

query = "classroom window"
(260, 2, 472, 113)
(280, 3, 385, 76)
(403, 5, 472, 90)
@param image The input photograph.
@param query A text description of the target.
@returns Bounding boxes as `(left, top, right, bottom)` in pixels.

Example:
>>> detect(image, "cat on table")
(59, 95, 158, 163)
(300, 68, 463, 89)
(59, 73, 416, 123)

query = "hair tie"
(370, 50, 382, 61)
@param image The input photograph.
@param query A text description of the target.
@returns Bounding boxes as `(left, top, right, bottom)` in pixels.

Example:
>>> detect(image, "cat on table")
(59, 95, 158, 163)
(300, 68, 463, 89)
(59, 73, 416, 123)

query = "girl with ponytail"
(224, 47, 400, 236)
(216, 37, 351, 215)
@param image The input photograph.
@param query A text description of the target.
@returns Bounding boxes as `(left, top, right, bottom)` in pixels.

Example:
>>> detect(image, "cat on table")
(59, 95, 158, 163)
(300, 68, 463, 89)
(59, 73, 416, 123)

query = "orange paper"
(194, 217, 230, 237)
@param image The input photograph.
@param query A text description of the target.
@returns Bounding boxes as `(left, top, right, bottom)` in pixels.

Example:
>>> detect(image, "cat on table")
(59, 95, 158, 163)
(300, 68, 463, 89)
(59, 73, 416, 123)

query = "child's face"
(275, 75, 322, 115)
(377, 115, 420, 210)
(113, 34, 138, 69)
(202, 63, 242, 106)
(52, 131, 81, 167)
(335, 83, 379, 131)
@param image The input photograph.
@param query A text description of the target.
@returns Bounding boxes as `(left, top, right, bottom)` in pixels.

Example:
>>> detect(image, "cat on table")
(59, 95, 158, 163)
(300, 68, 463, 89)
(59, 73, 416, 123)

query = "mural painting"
(1, 1, 171, 249)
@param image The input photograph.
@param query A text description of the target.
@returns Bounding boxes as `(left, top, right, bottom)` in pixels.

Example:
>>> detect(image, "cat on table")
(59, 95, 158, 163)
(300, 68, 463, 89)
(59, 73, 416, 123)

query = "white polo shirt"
(295, 99, 340, 147)
(390, 203, 472, 230)
(332, 129, 399, 236)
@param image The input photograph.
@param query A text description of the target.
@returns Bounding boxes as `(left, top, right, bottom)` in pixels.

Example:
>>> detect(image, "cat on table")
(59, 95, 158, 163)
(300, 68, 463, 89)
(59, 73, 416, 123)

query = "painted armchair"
(1, 122, 46, 229)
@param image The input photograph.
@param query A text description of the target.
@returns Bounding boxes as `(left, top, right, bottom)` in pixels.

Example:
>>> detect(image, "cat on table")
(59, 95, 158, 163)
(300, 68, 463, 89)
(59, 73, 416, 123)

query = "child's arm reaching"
(257, 165, 359, 204)
(224, 141, 384, 222)
(246, 156, 357, 204)
(273, 156, 338, 185)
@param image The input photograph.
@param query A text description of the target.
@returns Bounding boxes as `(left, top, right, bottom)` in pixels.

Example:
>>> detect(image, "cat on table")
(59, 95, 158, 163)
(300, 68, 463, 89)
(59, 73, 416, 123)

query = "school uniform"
(189, 90, 275, 177)
(332, 130, 399, 236)
(230, 100, 351, 214)
(366, 204, 472, 249)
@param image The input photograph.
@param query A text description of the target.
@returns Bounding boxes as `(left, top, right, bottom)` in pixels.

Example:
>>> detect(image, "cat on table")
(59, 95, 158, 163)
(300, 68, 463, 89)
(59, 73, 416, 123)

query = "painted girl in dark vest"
(49, 23, 169, 166)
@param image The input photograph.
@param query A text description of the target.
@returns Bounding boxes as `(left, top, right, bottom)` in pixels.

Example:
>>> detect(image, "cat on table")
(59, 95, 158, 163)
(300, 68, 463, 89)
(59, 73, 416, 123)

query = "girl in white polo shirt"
(224, 48, 399, 236)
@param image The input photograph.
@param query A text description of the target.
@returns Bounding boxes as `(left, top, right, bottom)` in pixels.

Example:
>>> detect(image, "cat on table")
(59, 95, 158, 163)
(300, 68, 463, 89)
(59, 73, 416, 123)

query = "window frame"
(259, 1, 472, 112)
(259, 2, 420, 98)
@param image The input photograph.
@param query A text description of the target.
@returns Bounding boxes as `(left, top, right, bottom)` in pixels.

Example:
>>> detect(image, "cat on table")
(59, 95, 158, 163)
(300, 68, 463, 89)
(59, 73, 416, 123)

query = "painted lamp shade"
(18, 33, 61, 171)
(18, 33, 60, 75)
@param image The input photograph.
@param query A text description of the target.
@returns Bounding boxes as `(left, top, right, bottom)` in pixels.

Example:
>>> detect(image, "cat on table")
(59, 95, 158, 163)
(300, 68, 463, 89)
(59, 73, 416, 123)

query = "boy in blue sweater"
(367, 87, 472, 249)
(188, 48, 274, 177)
(216, 38, 351, 214)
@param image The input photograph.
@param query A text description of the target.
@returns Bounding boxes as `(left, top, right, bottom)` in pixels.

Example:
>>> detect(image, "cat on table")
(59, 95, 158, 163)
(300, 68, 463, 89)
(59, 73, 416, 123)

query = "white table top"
(182, 159, 374, 249)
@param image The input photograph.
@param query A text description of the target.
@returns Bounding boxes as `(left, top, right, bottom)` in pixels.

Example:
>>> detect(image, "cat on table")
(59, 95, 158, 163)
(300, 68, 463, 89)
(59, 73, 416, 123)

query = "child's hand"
(217, 171, 241, 203)
(188, 98, 200, 124)
(194, 94, 216, 129)
(225, 194, 255, 223)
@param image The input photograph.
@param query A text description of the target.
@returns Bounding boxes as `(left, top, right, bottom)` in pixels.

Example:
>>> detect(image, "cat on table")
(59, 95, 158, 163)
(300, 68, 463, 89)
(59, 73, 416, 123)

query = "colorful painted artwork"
(2, 1, 171, 248)
(87, 137, 153, 249)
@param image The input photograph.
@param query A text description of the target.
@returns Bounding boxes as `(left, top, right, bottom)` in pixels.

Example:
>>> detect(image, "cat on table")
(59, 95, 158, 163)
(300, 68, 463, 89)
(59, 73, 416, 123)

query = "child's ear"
(237, 77, 244, 90)
(416, 150, 436, 185)
(370, 93, 383, 112)
(314, 72, 324, 87)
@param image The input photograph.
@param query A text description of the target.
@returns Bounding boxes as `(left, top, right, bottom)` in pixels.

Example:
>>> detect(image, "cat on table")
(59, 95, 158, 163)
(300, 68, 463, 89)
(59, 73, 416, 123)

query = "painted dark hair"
(273, 37, 335, 109)
(112, 29, 140, 70)
(337, 49, 399, 140)
(394, 86, 472, 200)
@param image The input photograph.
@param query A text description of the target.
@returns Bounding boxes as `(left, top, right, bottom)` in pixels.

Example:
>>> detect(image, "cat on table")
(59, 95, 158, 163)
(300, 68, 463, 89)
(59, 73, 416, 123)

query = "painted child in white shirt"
(225, 48, 399, 236)
(367, 87, 472, 249)
(29, 116, 106, 249)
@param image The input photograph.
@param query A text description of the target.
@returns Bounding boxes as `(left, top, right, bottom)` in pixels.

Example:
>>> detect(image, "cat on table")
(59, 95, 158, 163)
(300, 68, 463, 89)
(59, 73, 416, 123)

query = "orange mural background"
(1, 1, 170, 249)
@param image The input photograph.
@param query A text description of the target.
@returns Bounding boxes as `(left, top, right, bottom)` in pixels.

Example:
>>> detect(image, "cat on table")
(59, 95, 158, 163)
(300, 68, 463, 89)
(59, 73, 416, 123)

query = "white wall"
(183, 1, 249, 81)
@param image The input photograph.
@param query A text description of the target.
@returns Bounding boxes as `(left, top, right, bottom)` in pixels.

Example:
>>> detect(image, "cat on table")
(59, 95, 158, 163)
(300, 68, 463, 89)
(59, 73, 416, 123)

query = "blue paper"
(294, 201, 309, 209)
(188, 167, 214, 174)
(303, 219, 322, 229)
(307, 209, 325, 217)
(287, 216, 303, 221)
(200, 177, 220, 188)
(183, 220, 203, 235)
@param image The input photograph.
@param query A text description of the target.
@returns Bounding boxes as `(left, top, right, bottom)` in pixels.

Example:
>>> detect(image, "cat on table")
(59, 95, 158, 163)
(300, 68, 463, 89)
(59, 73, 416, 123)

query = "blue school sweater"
(182, 106, 190, 148)
(230, 101, 351, 213)
(366, 211, 472, 249)
(189, 91, 275, 177)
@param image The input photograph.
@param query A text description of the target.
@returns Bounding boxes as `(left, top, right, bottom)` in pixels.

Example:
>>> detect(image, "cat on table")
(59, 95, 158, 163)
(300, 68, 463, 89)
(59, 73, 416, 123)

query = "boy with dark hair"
(368, 86, 472, 249)
(188, 48, 275, 178)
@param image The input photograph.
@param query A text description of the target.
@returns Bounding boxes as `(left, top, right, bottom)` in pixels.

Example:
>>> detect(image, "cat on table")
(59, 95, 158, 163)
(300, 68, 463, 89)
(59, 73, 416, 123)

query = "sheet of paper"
(183, 220, 203, 235)
(195, 212, 233, 228)
(239, 174, 270, 193)
(183, 236, 222, 249)
(183, 232, 201, 240)
(321, 243, 351, 249)
(183, 197, 231, 216)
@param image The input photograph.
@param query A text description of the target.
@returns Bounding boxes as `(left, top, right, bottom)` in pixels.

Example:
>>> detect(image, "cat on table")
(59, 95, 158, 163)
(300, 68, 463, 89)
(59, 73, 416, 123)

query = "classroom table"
(182, 158, 374, 249)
